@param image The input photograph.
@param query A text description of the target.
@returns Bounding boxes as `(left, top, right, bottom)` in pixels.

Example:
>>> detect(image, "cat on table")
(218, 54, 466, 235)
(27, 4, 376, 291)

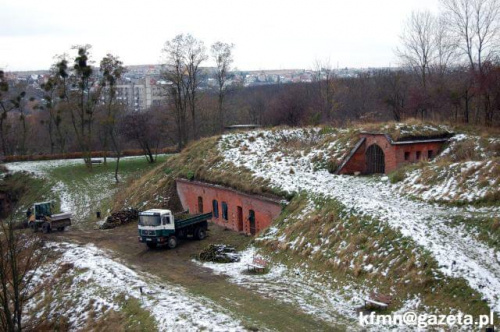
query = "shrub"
(326, 158, 338, 174)
(388, 168, 408, 183)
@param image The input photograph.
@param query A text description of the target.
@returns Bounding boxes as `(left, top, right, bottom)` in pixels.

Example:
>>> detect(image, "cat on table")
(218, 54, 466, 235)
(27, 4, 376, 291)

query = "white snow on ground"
(197, 248, 425, 331)
(398, 160, 497, 202)
(219, 129, 500, 313)
(395, 134, 500, 203)
(5, 156, 153, 223)
(197, 247, 363, 329)
(5, 158, 85, 176)
(5, 156, 150, 176)
(32, 242, 244, 331)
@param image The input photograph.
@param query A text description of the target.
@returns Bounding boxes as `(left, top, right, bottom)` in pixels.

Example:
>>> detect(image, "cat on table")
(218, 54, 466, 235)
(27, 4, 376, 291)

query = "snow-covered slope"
(395, 133, 500, 203)
(30, 242, 244, 331)
(219, 128, 500, 313)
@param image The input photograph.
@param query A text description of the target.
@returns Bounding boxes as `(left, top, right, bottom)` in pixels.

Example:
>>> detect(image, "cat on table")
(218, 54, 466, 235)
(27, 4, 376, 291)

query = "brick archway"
(366, 144, 385, 174)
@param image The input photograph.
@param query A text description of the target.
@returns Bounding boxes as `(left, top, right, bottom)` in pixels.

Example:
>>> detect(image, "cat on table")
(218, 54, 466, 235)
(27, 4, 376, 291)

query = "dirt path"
(48, 222, 340, 331)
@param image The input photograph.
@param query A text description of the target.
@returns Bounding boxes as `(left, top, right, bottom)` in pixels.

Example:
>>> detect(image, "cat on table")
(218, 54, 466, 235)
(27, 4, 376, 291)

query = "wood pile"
(100, 209, 139, 229)
(197, 244, 241, 263)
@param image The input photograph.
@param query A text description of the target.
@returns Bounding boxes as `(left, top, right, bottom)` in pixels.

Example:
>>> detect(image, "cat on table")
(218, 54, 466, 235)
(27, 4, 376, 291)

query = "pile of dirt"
(197, 244, 240, 263)
(101, 209, 139, 229)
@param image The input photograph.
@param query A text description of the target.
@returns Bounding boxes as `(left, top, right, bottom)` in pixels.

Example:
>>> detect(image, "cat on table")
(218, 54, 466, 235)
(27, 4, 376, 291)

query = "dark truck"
(138, 209, 212, 249)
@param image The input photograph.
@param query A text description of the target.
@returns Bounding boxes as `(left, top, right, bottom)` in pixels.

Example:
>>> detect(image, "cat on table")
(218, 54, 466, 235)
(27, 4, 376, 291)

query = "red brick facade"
(176, 179, 282, 236)
(338, 133, 448, 175)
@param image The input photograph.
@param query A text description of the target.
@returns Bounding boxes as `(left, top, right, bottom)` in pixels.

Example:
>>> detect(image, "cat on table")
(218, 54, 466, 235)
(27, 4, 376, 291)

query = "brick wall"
(338, 134, 446, 174)
(394, 142, 445, 169)
(362, 134, 397, 173)
(338, 140, 366, 174)
(176, 179, 282, 236)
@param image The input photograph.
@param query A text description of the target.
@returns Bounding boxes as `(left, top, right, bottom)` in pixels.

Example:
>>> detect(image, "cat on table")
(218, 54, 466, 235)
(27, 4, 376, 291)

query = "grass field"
(5, 155, 170, 227)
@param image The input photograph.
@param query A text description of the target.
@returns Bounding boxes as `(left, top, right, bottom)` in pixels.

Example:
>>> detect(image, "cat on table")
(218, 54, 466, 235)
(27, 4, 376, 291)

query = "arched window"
(222, 201, 228, 221)
(212, 200, 219, 218)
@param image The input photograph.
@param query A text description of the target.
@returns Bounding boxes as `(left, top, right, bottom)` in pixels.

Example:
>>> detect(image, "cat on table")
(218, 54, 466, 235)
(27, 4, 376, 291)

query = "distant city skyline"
(1, 0, 439, 72)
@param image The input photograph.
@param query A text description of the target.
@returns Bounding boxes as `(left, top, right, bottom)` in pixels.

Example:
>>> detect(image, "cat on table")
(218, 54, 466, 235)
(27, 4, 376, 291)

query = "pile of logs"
(100, 209, 139, 229)
(198, 244, 241, 263)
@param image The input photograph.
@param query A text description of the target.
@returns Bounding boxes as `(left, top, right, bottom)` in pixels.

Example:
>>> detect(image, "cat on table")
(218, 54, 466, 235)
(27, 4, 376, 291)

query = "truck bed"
(175, 212, 212, 229)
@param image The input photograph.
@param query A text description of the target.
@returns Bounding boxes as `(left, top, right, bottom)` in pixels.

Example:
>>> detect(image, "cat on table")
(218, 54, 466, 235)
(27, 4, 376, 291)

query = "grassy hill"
(3, 121, 498, 327)
(2, 156, 169, 226)
(111, 121, 499, 321)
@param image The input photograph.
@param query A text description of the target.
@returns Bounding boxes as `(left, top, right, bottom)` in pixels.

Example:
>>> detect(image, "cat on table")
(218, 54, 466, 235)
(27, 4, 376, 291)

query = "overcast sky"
(0, 0, 440, 71)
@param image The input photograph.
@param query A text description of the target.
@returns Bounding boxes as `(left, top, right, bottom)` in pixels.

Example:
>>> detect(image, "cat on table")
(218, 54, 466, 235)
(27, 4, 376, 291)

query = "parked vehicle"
(138, 209, 212, 249)
(28, 201, 72, 233)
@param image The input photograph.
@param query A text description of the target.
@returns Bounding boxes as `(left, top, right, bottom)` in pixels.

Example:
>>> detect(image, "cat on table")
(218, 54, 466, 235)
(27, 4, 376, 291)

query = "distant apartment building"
(116, 76, 168, 111)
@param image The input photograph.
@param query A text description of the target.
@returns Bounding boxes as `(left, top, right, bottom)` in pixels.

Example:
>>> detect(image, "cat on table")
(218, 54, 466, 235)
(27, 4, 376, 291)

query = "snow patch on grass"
(219, 128, 500, 313)
(196, 247, 363, 329)
(31, 242, 244, 331)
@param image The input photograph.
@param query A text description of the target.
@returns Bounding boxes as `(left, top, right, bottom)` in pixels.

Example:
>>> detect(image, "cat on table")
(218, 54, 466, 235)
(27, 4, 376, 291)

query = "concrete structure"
(176, 179, 282, 236)
(337, 132, 450, 175)
(116, 76, 167, 111)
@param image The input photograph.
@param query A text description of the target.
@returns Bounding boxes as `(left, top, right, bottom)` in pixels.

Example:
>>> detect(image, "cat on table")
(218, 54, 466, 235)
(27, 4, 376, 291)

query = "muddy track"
(47, 222, 339, 331)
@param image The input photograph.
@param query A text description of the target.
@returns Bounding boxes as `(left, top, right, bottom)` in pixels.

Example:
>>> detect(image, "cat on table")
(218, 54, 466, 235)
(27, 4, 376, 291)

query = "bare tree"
(432, 15, 459, 76)
(0, 213, 45, 332)
(121, 110, 161, 163)
(185, 35, 207, 140)
(162, 35, 188, 150)
(397, 10, 438, 89)
(313, 59, 336, 121)
(441, 0, 500, 72)
(69, 45, 103, 168)
(441, 0, 500, 125)
(99, 54, 126, 182)
(248, 90, 266, 125)
(40, 56, 72, 154)
(0, 71, 25, 156)
(162, 34, 207, 147)
(211, 41, 234, 132)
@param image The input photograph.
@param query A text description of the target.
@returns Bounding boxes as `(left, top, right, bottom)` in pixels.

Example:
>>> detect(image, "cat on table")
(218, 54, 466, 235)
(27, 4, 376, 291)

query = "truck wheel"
(57, 227, 65, 232)
(167, 235, 177, 249)
(147, 242, 157, 249)
(42, 222, 51, 234)
(195, 227, 206, 240)
(29, 222, 37, 232)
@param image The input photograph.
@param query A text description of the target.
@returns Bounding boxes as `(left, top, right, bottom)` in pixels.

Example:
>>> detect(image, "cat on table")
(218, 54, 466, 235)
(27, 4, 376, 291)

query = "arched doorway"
(365, 144, 385, 174)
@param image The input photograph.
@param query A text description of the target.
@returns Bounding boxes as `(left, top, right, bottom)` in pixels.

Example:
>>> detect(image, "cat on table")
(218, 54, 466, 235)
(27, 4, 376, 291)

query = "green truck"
(138, 209, 212, 249)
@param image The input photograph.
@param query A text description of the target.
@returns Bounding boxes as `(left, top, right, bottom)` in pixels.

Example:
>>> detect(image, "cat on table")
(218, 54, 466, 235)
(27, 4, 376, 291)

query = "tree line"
(1, 0, 500, 170)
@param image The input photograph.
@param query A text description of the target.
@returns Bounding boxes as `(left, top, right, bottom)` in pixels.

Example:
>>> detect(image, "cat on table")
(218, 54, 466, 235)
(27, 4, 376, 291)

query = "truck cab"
(138, 209, 211, 249)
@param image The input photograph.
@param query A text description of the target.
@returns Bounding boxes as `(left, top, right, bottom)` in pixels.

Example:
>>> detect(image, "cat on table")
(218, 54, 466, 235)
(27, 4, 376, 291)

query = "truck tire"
(195, 227, 206, 240)
(42, 222, 51, 234)
(57, 226, 65, 232)
(29, 222, 37, 233)
(147, 242, 157, 249)
(167, 235, 177, 249)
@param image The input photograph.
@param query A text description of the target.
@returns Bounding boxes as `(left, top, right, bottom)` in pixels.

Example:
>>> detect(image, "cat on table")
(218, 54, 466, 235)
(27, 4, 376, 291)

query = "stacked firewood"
(100, 209, 139, 229)
(198, 244, 241, 263)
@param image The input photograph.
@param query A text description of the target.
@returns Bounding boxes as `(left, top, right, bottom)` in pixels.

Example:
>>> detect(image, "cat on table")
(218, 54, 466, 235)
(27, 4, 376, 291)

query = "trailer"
(28, 201, 72, 233)
(138, 209, 212, 249)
